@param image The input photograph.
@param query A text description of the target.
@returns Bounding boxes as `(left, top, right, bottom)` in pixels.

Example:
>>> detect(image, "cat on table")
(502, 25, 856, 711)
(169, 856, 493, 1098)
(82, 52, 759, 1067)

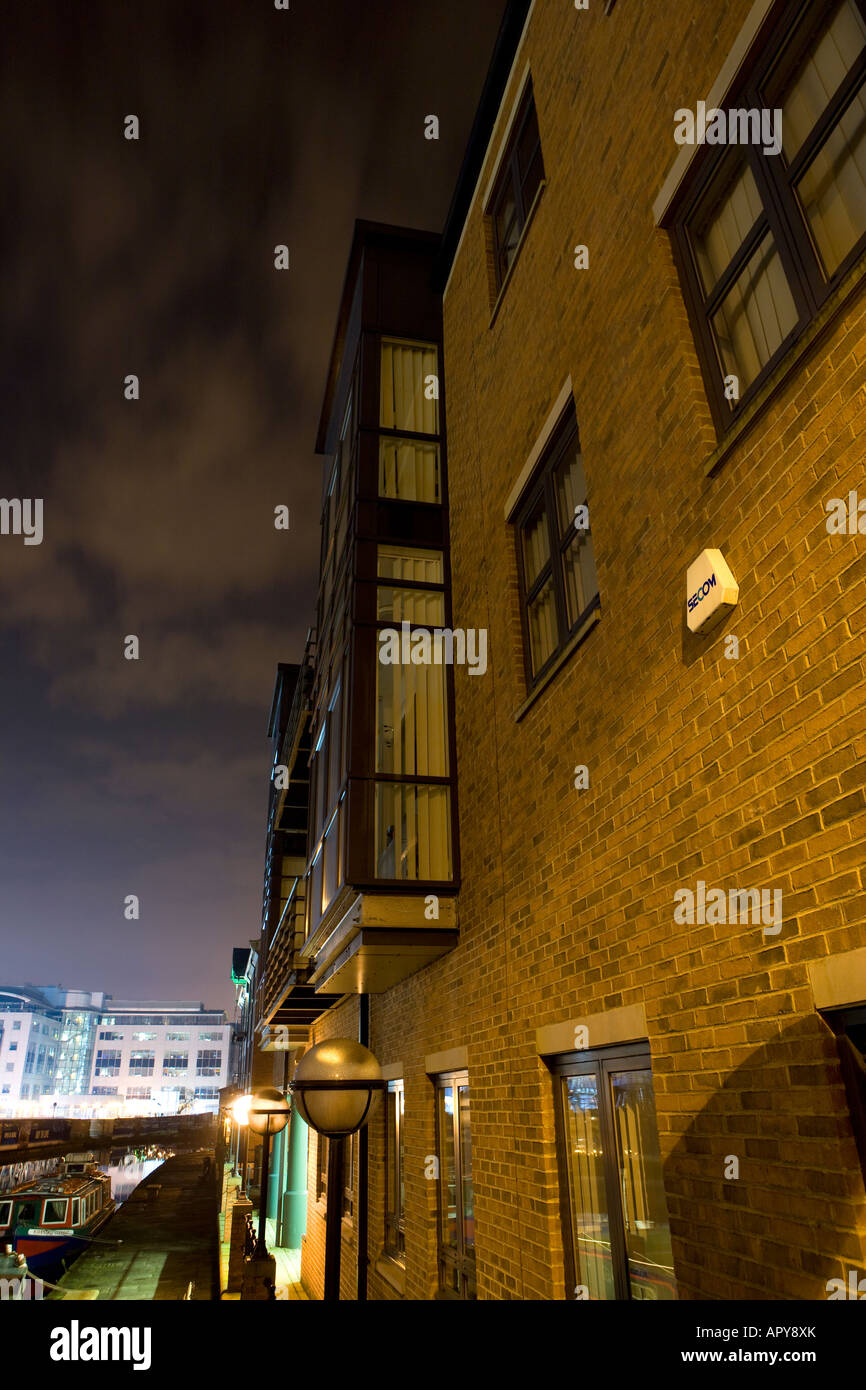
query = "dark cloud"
(0, 0, 505, 1012)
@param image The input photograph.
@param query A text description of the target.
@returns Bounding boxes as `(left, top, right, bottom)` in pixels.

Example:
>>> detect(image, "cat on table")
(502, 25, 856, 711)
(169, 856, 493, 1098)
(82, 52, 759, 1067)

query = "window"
(24, 1049, 35, 1075)
(12, 1021, 20, 1031)
(99, 1031, 122, 1041)
(198, 1032, 223, 1042)
(342, 1133, 355, 1220)
(126, 1086, 151, 1099)
(669, 0, 866, 429)
(314, 1132, 327, 1205)
(128, 1051, 155, 1075)
(194, 1086, 219, 1100)
(488, 80, 545, 291)
(515, 407, 600, 685)
(70, 1199, 79, 1225)
(196, 1050, 222, 1076)
(21, 1085, 29, 1098)
(162, 1053, 188, 1075)
(0, 1201, 11, 1226)
(166, 1032, 189, 1041)
(384, 1079, 405, 1263)
(551, 1042, 676, 1301)
(1, 1084, 9, 1092)
(132, 1032, 157, 1042)
(374, 544, 453, 882)
(8, 1043, 17, 1052)
(379, 339, 441, 503)
(434, 1071, 475, 1299)
(42, 1199, 68, 1225)
(92, 1086, 118, 1095)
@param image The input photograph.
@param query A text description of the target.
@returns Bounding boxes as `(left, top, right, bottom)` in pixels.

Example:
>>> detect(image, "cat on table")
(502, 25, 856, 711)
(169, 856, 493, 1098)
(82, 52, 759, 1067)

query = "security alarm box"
(686, 549, 738, 634)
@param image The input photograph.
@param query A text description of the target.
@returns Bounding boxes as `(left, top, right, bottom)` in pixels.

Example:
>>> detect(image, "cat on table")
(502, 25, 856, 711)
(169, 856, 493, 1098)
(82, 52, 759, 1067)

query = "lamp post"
(247, 1087, 290, 1259)
(290, 1039, 384, 1302)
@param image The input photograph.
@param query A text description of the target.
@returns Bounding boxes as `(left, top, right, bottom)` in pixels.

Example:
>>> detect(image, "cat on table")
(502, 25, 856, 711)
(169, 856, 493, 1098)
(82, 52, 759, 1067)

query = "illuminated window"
(434, 1071, 475, 1300)
(550, 1042, 676, 1301)
(384, 1079, 405, 1263)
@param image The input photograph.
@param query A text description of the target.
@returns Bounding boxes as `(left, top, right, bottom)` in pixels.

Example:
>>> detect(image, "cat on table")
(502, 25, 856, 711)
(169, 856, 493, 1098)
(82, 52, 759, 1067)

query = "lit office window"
(128, 1051, 155, 1075)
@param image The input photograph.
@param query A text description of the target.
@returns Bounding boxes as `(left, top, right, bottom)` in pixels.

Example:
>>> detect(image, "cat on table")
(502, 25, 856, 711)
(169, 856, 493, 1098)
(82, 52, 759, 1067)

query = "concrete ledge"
(375, 1256, 406, 1297)
(536, 1003, 648, 1057)
(425, 1046, 468, 1075)
(380, 1062, 403, 1081)
(809, 947, 866, 1011)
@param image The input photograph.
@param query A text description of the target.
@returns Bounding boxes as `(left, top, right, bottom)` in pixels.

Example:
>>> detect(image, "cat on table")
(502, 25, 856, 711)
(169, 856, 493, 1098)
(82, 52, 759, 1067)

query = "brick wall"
(301, 0, 866, 1300)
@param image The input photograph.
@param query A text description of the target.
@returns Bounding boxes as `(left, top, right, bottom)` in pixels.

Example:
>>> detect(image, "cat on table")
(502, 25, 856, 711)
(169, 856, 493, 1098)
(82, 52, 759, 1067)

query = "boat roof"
(5, 1174, 105, 1198)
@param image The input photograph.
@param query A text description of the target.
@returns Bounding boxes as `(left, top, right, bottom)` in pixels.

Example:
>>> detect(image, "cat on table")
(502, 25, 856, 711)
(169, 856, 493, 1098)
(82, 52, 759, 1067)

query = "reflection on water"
(0, 1146, 170, 1203)
(103, 1154, 166, 1205)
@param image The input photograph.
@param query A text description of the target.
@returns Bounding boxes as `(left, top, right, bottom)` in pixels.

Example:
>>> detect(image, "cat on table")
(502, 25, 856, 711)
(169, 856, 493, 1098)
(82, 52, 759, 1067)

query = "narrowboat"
(0, 1153, 115, 1273)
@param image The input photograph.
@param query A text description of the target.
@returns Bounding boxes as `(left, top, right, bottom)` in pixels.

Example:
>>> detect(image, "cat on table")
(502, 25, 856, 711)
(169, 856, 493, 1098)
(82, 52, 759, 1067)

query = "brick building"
(256, 0, 866, 1300)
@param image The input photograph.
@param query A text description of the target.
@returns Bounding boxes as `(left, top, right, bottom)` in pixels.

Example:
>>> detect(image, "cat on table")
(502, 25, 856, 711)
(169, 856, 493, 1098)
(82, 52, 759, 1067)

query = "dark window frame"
(488, 79, 545, 292)
(668, 0, 866, 433)
(550, 1040, 676, 1302)
(514, 406, 600, 690)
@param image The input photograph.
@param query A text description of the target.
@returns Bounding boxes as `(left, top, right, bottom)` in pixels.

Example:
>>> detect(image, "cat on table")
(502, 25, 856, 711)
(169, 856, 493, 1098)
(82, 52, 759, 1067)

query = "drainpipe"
(357, 993, 369, 1301)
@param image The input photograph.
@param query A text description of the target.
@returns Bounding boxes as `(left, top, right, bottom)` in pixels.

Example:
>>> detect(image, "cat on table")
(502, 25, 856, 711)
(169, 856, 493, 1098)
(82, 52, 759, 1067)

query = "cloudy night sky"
(0, 0, 505, 1016)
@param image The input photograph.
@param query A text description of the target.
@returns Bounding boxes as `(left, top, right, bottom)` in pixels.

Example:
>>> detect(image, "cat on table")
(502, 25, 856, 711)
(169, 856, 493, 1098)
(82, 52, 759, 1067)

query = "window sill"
(489, 180, 547, 330)
(513, 604, 601, 723)
(375, 1255, 406, 1296)
(704, 247, 866, 477)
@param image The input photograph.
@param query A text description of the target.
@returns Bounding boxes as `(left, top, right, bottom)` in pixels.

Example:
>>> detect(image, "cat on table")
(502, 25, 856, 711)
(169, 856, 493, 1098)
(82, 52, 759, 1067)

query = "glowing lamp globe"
(291, 1039, 384, 1137)
(231, 1093, 254, 1126)
(247, 1087, 290, 1136)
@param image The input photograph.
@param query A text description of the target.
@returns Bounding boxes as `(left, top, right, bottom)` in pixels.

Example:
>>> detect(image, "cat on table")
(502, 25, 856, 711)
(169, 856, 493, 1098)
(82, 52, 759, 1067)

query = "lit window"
(384, 1079, 405, 1263)
(378, 340, 441, 503)
(551, 1042, 676, 1300)
(434, 1071, 475, 1299)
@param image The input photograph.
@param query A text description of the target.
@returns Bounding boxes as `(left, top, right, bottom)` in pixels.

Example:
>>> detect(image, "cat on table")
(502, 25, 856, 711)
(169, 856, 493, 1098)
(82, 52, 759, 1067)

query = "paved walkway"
(50, 1151, 220, 1301)
(218, 1175, 308, 1301)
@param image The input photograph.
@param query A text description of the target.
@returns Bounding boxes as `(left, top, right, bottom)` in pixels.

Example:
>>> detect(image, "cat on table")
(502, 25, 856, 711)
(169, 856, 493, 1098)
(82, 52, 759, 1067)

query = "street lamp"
(290, 1040, 384, 1301)
(247, 1087, 290, 1259)
(230, 1093, 254, 1186)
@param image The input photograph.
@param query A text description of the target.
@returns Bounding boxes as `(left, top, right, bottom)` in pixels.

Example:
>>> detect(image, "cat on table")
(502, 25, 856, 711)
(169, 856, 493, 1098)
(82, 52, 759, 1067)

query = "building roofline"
(431, 0, 532, 293)
(315, 220, 440, 455)
(267, 662, 300, 739)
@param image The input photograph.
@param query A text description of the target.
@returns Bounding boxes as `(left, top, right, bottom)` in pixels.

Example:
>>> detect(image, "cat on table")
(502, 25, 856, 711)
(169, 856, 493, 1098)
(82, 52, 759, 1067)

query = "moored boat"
(0, 1152, 115, 1273)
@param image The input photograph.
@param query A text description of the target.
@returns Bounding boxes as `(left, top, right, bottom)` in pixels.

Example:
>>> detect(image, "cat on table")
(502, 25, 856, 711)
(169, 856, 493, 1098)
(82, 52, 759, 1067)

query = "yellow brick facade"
(300, 0, 866, 1300)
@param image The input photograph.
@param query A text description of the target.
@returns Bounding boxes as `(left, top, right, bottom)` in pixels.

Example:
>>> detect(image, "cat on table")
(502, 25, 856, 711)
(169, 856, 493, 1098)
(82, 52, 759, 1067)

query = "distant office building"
(0, 988, 230, 1114)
